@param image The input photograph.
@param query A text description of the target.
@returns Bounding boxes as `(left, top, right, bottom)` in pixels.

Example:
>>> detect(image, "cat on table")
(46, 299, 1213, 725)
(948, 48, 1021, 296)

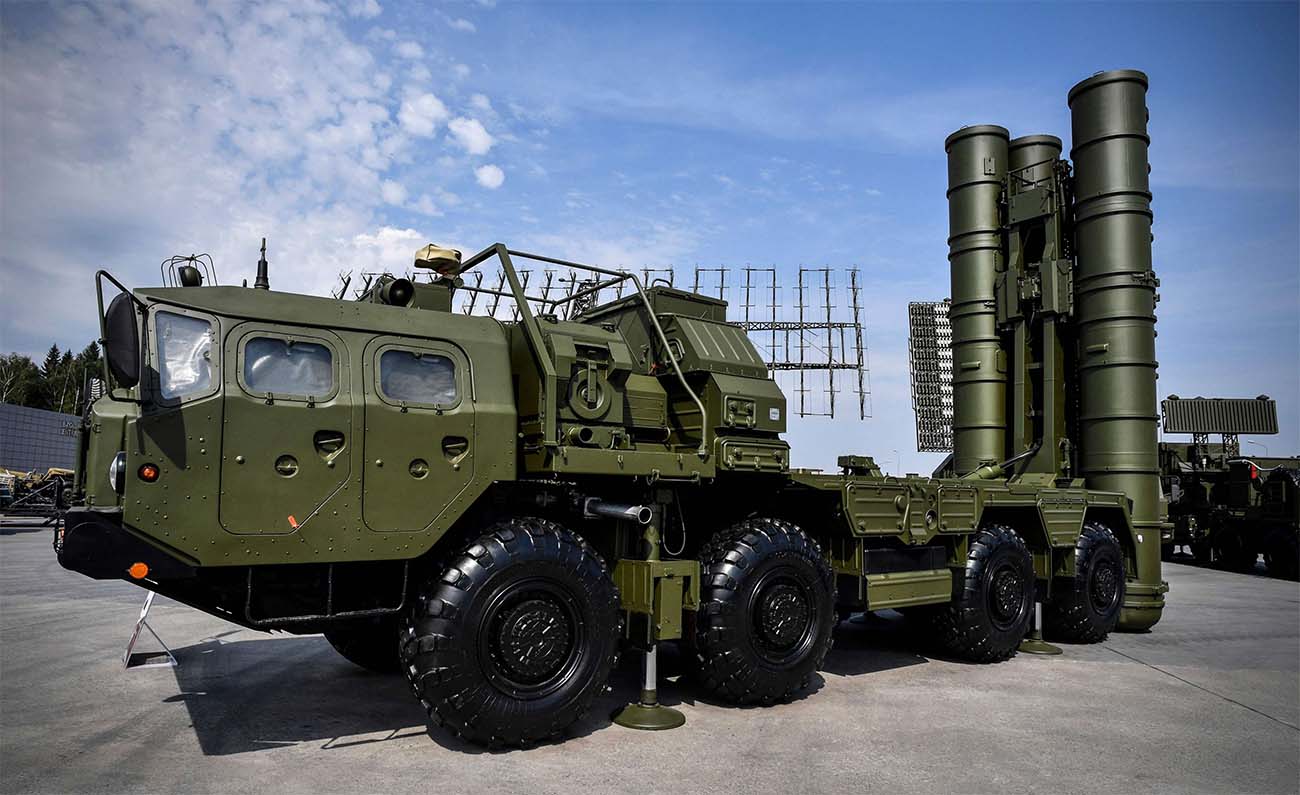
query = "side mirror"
(104, 292, 141, 388)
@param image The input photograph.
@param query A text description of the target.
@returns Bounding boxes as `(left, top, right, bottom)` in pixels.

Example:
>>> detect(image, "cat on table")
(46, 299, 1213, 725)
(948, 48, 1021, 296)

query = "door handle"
(442, 436, 469, 463)
(314, 430, 346, 463)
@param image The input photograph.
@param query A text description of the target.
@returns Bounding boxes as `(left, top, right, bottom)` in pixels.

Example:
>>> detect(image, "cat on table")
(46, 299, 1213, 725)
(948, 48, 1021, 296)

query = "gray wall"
(0, 403, 80, 472)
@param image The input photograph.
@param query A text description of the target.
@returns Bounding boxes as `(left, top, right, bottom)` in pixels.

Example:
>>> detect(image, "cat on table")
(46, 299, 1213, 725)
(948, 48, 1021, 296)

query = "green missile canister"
(946, 125, 1009, 476)
(1069, 69, 1164, 630)
(1009, 134, 1062, 184)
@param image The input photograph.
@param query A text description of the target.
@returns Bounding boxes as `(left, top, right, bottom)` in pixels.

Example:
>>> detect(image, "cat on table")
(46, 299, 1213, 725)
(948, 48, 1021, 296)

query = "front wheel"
(1045, 521, 1125, 643)
(401, 517, 620, 748)
(324, 616, 402, 673)
(926, 523, 1034, 663)
(695, 518, 835, 705)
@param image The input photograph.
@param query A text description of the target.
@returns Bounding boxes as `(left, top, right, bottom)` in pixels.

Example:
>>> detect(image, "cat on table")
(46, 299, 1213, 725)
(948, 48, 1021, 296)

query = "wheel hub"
(491, 597, 573, 685)
(990, 567, 1024, 623)
(1091, 561, 1120, 611)
(757, 582, 810, 650)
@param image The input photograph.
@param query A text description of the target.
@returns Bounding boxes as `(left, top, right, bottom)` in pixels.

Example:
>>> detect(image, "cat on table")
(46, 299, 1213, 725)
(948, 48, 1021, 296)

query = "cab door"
(219, 326, 352, 535)
(362, 338, 474, 532)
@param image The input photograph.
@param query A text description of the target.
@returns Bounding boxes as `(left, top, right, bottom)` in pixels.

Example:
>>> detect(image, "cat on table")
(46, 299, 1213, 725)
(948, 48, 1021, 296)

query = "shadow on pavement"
(822, 610, 932, 676)
(0, 522, 54, 536)
(165, 612, 940, 756)
(167, 635, 425, 756)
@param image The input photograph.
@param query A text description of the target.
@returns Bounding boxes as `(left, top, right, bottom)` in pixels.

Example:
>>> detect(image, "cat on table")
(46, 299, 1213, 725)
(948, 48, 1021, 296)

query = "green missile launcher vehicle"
(58, 70, 1167, 747)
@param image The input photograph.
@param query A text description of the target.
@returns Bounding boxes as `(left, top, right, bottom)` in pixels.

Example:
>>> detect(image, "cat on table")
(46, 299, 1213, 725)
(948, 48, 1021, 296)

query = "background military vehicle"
(58, 69, 1167, 747)
(1159, 395, 1299, 579)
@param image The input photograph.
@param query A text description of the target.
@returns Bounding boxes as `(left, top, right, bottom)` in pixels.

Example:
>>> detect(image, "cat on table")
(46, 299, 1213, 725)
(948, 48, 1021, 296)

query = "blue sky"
(1, 0, 1296, 470)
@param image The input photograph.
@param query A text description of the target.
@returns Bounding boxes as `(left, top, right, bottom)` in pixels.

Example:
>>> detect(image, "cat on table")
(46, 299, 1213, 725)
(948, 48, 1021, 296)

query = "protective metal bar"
(242, 562, 409, 628)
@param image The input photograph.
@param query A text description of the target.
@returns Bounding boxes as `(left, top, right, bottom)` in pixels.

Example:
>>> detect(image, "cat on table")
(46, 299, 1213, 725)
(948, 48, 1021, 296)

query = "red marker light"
(138, 463, 160, 482)
(287, 515, 299, 529)
(128, 562, 149, 580)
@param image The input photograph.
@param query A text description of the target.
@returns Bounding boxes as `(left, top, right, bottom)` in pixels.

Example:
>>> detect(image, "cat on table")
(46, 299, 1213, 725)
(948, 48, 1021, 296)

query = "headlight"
(108, 451, 126, 494)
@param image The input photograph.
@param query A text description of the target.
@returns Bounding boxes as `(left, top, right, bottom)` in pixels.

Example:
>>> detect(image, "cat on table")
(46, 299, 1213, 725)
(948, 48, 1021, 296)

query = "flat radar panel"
(1161, 397, 1279, 435)
(908, 300, 953, 452)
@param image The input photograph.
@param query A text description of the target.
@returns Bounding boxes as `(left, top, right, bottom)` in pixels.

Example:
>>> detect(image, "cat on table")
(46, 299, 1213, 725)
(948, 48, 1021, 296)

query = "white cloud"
(448, 117, 494, 155)
(475, 164, 505, 189)
(351, 227, 428, 271)
(395, 41, 423, 59)
(0, 0, 515, 359)
(413, 194, 443, 216)
(448, 17, 477, 33)
(347, 0, 383, 19)
(381, 179, 408, 205)
(453, 63, 471, 79)
(398, 92, 449, 136)
(470, 93, 493, 112)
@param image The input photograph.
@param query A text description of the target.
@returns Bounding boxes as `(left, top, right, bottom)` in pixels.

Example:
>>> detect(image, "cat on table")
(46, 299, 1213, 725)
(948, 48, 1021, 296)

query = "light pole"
(892, 449, 900, 475)
(1246, 439, 1269, 457)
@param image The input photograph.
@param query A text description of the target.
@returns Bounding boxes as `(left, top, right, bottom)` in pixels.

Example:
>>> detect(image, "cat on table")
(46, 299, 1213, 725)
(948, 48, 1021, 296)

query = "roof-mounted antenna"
(254, 237, 270, 290)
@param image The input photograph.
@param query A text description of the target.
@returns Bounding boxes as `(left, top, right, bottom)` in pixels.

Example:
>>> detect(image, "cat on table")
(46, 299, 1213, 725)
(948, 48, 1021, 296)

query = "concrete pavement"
(2, 522, 1297, 794)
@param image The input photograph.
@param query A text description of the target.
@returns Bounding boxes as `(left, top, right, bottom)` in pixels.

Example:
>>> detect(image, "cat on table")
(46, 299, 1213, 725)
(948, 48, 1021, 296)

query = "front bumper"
(57, 508, 194, 581)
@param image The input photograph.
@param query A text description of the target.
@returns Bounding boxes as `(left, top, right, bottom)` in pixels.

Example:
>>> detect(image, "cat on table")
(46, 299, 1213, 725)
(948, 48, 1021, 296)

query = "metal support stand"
(612, 502, 686, 731)
(1018, 601, 1062, 655)
(123, 591, 178, 669)
(612, 644, 686, 730)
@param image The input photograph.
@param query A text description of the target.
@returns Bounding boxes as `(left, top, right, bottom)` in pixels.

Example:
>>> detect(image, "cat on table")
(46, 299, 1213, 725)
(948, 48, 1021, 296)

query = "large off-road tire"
(324, 616, 402, 673)
(695, 517, 835, 705)
(1212, 530, 1259, 574)
(926, 524, 1034, 663)
(1263, 527, 1300, 581)
(1044, 521, 1125, 643)
(1191, 540, 1213, 565)
(401, 517, 620, 748)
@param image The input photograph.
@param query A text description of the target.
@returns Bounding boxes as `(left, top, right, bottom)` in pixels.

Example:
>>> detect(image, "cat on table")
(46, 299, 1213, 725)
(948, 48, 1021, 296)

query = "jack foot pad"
(612, 701, 686, 731)
(1018, 634, 1063, 655)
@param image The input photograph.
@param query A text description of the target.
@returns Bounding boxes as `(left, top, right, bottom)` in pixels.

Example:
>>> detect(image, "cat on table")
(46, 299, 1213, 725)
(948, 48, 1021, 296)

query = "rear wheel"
(927, 523, 1033, 662)
(695, 517, 834, 705)
(1263, 528, 1299, 581)
(324, 616, 401, 673)
(401, 517, 620, 747)
(1045, 521, 1125, 643)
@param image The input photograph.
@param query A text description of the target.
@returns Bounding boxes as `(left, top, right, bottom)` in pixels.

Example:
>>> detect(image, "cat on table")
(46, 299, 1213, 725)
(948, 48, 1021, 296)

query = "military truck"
(58, 70, 1167, 747)
(1158, 396, 1298, 579)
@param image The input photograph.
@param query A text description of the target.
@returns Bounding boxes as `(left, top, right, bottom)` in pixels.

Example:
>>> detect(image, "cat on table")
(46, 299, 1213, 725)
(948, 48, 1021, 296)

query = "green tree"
(1, 340, 104, 412)
(0, 353, 41, 405)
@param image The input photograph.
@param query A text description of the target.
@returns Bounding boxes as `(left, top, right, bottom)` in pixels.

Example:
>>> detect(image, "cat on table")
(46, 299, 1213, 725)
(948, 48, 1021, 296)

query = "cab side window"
(379, 350, 457, 406)
(243, 337, 333, 397)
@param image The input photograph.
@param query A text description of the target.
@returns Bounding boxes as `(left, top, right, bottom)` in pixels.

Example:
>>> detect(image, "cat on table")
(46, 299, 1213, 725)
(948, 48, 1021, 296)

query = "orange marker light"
(287, 515, 299, 529)
(128, 562, 149, 580)
(138, 463, 160, 482)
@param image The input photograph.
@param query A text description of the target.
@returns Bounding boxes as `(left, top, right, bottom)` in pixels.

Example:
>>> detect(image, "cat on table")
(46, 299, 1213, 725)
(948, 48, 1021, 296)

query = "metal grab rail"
(451, 244, 710, 459)
(93, 270, 147, 405)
